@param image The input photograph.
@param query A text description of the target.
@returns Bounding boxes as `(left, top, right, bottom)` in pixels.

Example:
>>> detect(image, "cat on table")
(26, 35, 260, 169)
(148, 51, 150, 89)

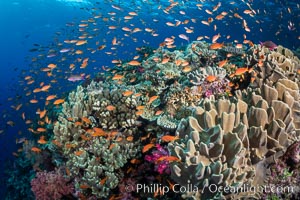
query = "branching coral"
(53, 81, 141, 198)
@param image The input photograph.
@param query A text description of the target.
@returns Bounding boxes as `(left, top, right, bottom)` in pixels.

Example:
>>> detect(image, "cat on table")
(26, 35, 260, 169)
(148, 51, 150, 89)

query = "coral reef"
(53, 82, 141, 198)
(167, 43, 300, 199)
(31, 169, 74, 200)
(18, 39, 300, 200)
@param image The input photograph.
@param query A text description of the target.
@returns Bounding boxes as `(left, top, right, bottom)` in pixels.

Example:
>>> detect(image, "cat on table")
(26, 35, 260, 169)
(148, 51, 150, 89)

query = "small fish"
(81, 117, 91, 124)
(209, 42, 224, 50)
(75, 40, 87, 46)
(161, 135, 179, 142)
(212, 33, 221, 43)
(31, 147, 42, 153)
(75, 150, 84, 156)
(156, 156, 180, 163)
(68, 74, 84, 82)
(206, 75, 217, 82)
(122, 90, 134, 96)
(127, 60, 141, 66)
(148, 95, 159, 105)
(79, 184, 90, 189)
(60, 48, 71, 53)
(37, 136, 47, 144)
(53, 99, 65, 105)
(235, 67, 248, 76)
(100, 177, 107, 185)
(106, 105, 116, 111)
(218, 59, 228, 68)
(178, 34, 189, 42)
(142, 143, 155, 153)
(112, 74, 124, 80)
(46, 95, 56, 101)
(37, 127, 47, 132)
(259, 41, 277, 50)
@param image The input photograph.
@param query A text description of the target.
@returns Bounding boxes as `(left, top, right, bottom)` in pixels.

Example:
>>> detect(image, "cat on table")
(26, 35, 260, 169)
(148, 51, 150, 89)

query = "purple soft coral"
(31, 169, 74, 200)
(145, 144, 171, 174)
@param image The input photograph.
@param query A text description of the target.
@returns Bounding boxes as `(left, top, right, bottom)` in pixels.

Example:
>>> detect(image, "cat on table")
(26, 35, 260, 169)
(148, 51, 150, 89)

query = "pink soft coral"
(145, 144, 171, 174)
(31, 169, 74, 200)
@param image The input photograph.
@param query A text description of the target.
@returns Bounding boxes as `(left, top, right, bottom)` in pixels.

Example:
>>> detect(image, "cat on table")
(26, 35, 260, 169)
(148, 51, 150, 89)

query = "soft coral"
(31, 169, 74, 200)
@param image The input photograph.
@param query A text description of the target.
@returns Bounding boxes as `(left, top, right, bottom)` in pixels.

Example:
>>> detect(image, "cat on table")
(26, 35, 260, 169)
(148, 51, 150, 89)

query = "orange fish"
(112, 74, 124, 80)
(106, 105, 116, 111)
(39, 109, 47, 119)
(209, 42, 224, 50)
(126, 136, 134, 142)
(53, 99, 65, 105)
(122, 90, 134, 97)
(74, 121, 83, 126)
(161, 135, 179, 142)
(79, 184, 90, 189)
(30, 99, 38, 103)
(109, 143, 116, 150)
(136, 110, 144, 116)
(136, 105, 145, 110)
(31, 147, 42, 153)
(206, 75, 217, 82)
(130, 158, 141, 164)
(37, 127, 47, 132)
(47, 63, 57, 69)
(52, 140, 62, 147)
(46, 95, 56, 101)
(148, 95, 159, 105)
(155, 110, 164, 115)
(100, 177, 107, 185)
(75, 150, 84, 156)
(127, 60, 141, 66)
(41, 85, 51, 91)
(37, 136, 47, 144)
(92, 127, 106, 137)
(218, 59, 228, 68)
(81, 117, 91, 124)
(235, 67, 248, 76)
(182, 65, 192, 73)
(156, 156, 180, 163)
(142, 143, 155, 153)
(33, 88, 41, 93)
(76, 40, 87, 46)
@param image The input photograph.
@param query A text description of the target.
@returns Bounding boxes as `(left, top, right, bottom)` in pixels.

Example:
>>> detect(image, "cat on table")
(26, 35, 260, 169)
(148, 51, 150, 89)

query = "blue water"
(0, 0, 299, 198)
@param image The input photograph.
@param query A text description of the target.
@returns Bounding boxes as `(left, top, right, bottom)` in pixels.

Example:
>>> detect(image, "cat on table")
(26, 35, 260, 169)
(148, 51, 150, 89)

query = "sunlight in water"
(55, 0, 92, 6)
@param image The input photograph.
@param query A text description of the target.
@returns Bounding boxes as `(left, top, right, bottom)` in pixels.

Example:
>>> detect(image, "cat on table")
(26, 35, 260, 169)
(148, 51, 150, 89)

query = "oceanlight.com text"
(125, 183, 296, 196)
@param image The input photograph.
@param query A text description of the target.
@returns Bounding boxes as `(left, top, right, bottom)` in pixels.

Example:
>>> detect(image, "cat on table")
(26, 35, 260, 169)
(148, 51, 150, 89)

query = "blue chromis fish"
(67, 74, 85, 82)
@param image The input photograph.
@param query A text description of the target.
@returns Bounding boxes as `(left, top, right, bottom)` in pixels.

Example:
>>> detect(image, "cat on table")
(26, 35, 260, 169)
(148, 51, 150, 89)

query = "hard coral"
(53, 81, 140, 198)
(31, 169, 74, 200)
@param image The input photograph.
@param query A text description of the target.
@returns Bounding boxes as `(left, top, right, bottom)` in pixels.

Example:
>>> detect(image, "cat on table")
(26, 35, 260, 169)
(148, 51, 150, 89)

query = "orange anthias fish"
(81, 117, 91, 124)
(161, 135, 179, 142)
(147, 95, 159, 105)
(156, 156, 180, 163)
(206, 75, 217, 82)
(106, 105, 116, 111)
(112, 74, 124, 80)
(235, 67, 248, 76)
(127, 60, 141, 66)
(142, 143, 155, 153)
(53, 99, 65, 105)
(37, 136, 47, 144)
(122, 90, 134, 97)
(31, 147, 42, 153)
(209, 42, 224, 50)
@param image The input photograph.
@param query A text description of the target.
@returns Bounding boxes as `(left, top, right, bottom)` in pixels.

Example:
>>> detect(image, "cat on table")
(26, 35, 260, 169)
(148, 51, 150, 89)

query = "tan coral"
(53, 82, 141, 198)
